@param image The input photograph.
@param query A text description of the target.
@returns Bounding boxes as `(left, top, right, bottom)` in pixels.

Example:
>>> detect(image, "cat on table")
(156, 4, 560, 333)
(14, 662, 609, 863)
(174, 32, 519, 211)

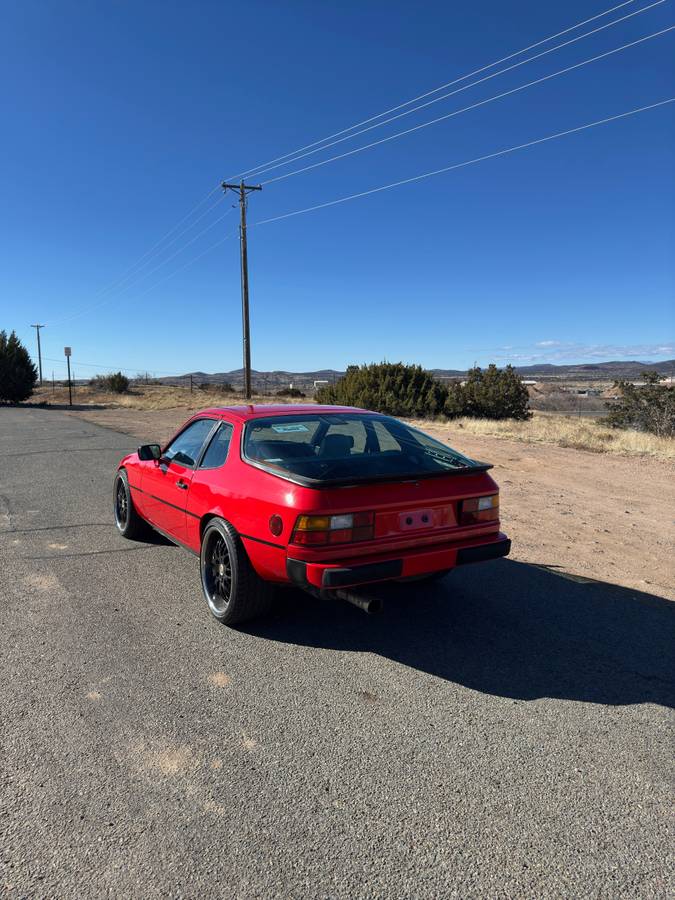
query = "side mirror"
(138, 443, 161, 461)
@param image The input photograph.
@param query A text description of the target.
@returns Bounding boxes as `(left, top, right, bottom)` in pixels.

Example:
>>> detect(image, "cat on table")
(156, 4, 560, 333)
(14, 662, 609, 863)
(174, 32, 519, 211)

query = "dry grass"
(30, 383, 306, 411)
(103, 385, 235, 410)
(30, 385, 674, 461)
(408, 413, 675, 462)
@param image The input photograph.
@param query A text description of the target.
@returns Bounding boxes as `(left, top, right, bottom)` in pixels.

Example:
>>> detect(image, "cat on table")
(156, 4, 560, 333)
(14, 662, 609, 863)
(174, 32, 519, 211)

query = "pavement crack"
(25, 546, 157, 560)
(8, 522, 112, 534)
(1, 446, 132, 458)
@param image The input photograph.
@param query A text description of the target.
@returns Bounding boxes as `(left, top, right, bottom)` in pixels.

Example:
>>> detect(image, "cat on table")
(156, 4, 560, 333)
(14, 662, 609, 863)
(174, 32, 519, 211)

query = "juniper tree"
(0, 330, 38, 403)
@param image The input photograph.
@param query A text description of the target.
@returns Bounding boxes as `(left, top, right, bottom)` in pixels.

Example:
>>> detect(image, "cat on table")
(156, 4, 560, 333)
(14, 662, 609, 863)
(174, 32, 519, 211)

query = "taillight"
(291, 512, 375, 546)
(460, 494, 499, 526)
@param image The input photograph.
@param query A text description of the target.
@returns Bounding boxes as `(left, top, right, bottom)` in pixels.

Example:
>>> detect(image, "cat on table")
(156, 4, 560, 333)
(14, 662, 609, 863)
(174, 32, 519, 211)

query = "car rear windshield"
(242, 413, 486, 485)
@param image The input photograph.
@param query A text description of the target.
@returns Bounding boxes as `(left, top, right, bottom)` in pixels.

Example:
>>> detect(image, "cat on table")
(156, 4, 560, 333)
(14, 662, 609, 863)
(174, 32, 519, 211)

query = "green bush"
(445, 364, 530, 420)
(276, 387, 306, 398)
(316, 362, 448, 418)
(603, 371, 674, 437)
(0, 330, 38, 403)
(200, 381, 235, 394)
(91, 371, 130, 393)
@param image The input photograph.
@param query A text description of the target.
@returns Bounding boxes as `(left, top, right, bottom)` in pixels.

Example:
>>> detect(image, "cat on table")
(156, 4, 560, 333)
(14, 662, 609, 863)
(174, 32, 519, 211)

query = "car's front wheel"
(200, 518, 273, 625)
(113, 470, 147, 540)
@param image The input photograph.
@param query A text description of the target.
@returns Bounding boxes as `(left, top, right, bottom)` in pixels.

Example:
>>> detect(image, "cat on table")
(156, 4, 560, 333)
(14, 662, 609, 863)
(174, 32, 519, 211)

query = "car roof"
(195, 404, 373, 422)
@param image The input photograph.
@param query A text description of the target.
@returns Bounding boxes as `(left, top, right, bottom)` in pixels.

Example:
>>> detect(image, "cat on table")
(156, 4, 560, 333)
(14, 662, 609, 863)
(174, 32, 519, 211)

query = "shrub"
(445, 364, 530, 420)
(90, 371, 130, 393)
(199, 381, 235, 394)
(603, 371, 674, 437)
(0, 330, 38, 403)
(276, 387, 306, 398)
(316, 362, 448, 417)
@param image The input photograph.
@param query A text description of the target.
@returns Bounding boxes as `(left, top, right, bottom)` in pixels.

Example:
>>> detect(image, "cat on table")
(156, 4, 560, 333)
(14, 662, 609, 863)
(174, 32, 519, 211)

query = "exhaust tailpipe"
(335, 589, 383, 614)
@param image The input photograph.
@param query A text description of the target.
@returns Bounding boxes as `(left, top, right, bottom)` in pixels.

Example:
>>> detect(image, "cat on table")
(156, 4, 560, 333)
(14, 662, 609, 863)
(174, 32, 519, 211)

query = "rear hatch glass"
(243, 413, 489, 486)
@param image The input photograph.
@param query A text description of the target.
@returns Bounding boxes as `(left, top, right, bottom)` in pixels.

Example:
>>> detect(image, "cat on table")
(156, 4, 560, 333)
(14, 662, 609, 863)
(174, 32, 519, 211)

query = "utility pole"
(64, 347, 72, 408)
(30, 324, 45, 385)
(222, 181, 262, 400)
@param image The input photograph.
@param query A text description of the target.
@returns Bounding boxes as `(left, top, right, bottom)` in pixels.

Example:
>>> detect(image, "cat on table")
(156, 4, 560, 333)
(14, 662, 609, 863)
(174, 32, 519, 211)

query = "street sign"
(64, 346, 72, 357)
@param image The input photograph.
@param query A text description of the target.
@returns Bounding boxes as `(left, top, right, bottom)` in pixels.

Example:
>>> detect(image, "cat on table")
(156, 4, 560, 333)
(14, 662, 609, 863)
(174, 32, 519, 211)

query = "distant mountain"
(512, 360, 675, 379)
(429, 368, 465, 377)
(156, 368, 345, 390)
(434, 360, 675, 380)
(154, 359, 674, 388)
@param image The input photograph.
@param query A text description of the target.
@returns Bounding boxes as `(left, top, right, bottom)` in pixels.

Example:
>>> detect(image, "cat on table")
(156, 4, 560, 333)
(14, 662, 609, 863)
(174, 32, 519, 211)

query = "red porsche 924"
(114, 405, 510, 624)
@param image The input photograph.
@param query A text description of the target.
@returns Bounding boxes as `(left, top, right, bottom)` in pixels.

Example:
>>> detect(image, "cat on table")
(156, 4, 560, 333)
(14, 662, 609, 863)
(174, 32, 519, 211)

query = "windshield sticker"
(270, 424, 309, 433)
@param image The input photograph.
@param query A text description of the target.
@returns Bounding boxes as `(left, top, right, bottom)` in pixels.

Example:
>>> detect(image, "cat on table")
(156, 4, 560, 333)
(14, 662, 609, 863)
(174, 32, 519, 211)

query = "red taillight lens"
(460, 495, 499, 526)
(291, 512, 375, 546)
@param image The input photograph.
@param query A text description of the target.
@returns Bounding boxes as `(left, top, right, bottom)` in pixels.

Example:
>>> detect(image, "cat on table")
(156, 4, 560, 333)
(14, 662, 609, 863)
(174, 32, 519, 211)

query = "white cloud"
(493, 342, 674, 364)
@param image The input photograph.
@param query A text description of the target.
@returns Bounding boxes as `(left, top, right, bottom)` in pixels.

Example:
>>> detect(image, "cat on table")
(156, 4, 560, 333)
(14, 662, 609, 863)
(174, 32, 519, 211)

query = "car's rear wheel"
(113, 470, 147, 540)
(200, 518, 273, 625)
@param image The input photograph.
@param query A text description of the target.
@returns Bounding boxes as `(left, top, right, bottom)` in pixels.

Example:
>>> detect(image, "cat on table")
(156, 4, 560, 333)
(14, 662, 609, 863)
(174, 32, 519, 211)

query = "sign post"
(64, 347, 72, 408)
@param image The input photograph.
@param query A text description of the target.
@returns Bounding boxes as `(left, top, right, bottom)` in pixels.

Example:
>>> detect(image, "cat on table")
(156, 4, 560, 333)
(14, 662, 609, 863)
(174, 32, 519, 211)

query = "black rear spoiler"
(243, 459, 493, 489)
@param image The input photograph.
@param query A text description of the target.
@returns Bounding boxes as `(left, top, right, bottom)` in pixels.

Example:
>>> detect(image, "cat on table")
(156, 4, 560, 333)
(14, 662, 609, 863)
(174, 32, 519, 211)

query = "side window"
(163, 419, 216, 467)
(200, 423, 234, 469)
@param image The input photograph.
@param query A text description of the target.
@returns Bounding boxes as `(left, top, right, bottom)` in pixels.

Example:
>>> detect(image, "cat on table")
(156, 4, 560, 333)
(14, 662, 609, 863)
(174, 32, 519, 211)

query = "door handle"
(176, 480, 188, 490)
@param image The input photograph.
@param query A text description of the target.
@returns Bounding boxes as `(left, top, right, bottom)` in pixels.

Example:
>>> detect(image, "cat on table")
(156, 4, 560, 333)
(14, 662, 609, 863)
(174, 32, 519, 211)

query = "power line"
(262, 2, 670, 185)
(262, 20, 675, 186)
(227, 0, 644, 181)
(41, 356, 179, 376)
(115, 183, 223, 274)
(117, 206, 236, 293)
(50, 207, 236, 328)
(106, 193, 227, 289)
(125, 228, 239, 305)
(253, 98, 674, 226)
(47, 183, 223, 328)
(41, 232, 240, 376)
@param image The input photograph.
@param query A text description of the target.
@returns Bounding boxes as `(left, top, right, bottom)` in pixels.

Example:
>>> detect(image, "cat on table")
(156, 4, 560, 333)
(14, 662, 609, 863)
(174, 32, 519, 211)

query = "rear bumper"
(287, 532, 510, 591)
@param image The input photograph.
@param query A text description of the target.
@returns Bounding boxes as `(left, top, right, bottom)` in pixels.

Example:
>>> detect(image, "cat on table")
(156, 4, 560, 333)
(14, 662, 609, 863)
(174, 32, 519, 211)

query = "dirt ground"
(53, 403, 675, 602)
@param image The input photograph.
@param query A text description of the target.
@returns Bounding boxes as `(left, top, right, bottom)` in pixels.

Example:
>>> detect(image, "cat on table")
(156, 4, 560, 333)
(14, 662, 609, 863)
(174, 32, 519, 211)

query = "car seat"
(318, 433, 354, 457)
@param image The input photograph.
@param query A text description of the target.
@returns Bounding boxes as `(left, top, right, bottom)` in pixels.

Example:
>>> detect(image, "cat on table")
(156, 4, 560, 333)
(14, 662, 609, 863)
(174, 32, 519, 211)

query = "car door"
(141, 418, 217, 543)
(184, 421, 236, 547)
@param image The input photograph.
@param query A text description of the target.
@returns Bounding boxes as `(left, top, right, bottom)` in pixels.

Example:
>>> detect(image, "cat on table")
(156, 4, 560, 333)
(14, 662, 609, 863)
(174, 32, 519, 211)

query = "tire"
(200, 518, 273, 625)
(113, 469, 147, 540)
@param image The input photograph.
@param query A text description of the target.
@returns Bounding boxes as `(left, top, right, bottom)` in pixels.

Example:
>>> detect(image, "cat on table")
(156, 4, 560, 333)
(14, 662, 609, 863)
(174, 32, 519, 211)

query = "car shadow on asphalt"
(242, 559, 675, 708)
(138, 530, 175, 547)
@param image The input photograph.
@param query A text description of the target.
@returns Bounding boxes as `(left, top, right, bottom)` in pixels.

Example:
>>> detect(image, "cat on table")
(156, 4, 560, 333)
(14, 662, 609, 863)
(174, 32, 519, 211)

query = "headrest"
(319, 433, 354, 457)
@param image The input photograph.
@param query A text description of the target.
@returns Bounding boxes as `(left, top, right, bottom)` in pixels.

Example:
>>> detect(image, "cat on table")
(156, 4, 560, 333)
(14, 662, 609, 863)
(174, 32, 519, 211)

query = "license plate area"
(398, 508, 435, 531)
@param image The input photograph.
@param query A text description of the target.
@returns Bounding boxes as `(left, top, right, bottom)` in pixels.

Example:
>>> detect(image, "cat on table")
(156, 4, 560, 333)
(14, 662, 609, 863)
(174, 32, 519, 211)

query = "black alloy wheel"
(114, 478, 128, 530)
(113, 470, 147, 540)
(199, 518, 273, 625)
(202, 530, 233, 617)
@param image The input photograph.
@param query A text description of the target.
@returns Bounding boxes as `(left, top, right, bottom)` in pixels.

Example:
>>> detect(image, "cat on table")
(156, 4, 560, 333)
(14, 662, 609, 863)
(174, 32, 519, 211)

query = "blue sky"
(1, 0, 673, 379)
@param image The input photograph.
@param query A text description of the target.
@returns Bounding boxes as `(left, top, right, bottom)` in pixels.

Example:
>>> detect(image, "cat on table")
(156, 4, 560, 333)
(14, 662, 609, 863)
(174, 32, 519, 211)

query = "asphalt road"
(1, 407, 673, 898)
